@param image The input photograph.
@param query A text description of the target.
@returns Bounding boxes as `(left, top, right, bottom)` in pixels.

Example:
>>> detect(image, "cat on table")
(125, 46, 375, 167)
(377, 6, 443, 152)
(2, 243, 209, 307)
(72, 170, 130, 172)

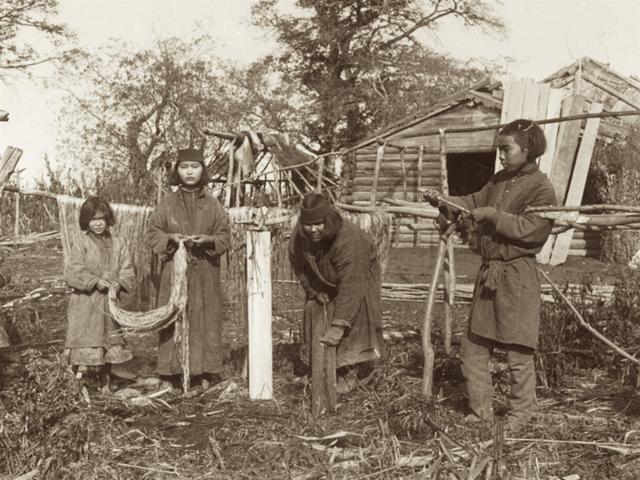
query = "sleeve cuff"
(494, 211, 511, 234)
(332, 319, 350, 328)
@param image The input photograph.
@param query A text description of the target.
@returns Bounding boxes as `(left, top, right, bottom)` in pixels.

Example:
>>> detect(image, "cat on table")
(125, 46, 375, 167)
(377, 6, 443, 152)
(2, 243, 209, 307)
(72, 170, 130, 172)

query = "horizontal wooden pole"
(355, 153, 440, 161)
(353, 177, 440, 187)
(2, 185, 58, 199)
(345, 109, 640, 154)
(336, 202, 438, 218)
(356, 162, 441, 171)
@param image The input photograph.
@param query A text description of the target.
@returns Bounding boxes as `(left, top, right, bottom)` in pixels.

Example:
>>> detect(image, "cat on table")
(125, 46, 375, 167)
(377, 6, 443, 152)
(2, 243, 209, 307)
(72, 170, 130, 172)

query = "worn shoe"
(503, 415, 530, 436)
(464, 412, 494, 424)
(336, 374, 358, 394)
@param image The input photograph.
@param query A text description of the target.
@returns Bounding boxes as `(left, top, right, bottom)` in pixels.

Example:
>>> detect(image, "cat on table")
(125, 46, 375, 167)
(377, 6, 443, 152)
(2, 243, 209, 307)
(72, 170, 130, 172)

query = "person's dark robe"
(148, 189, 230, 376)
(289, 219, 385, 368)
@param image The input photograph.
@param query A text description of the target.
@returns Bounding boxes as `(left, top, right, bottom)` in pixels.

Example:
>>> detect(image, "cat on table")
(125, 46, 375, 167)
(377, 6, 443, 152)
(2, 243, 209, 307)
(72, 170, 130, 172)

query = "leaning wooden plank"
(0, 147, 23, 197)
(521, 78, 540, 119)
(549, 102, 603, 265)
(535, 83, 551, 122)
(537, 95, 586, 264)
(550, 95, 587, 203)
(538, 88, 563, 176)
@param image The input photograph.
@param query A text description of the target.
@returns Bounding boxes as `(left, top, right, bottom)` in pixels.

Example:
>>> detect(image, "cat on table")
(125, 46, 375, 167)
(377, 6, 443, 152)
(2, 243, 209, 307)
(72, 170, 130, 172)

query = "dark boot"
(461, 335, 494, 421)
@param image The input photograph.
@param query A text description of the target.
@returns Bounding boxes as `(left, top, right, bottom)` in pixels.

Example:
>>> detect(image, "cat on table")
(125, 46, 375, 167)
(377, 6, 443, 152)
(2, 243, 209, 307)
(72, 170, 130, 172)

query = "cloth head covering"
(176, 148, 205, 166)
(300, 193, 332, 225)
(169, 149, 210, 186)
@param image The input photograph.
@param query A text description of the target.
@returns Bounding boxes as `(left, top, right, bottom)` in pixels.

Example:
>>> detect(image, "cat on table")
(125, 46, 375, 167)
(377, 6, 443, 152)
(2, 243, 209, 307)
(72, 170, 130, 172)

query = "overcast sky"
(2, 0, 639, 183)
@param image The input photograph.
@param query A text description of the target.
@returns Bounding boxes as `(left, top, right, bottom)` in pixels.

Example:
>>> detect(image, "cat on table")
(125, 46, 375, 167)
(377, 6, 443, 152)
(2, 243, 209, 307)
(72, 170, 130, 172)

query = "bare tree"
(0, 0, 74, 78)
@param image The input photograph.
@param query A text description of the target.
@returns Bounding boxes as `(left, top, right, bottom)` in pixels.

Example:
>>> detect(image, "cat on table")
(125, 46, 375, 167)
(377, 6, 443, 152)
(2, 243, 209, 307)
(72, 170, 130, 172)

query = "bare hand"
(96, 279, 111, 292)
(470, 207, 498, 224)
(191, 234, 214, 247)
(168, 233, 187, 244)
(422, 188, 441, 207)
(315, 292, 330, 305)
(321, 325, 345, 346)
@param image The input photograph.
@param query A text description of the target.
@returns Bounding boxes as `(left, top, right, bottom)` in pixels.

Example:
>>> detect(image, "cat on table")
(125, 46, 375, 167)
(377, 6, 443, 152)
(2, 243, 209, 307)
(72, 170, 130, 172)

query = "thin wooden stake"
(274, 171, 283, 208)
(235, 153, 242, 208)
(415, 145, 424, 247)
(400, 147, 407, 201)
(422, 223, 457, 397)
(14, 171, 20, 238)
(537, 268, 640, 367)
(438, 129, 449, 196)
(316, 157, 325, 193)
(371, 143, 385, 206)
(443, 237, 455, 354)
(225, 142, 235, 208)
(312, 304, 329, 417)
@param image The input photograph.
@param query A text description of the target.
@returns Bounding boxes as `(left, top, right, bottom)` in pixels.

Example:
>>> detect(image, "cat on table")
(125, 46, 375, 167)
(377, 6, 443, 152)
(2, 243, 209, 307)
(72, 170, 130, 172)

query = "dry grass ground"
(1, 241, 639, 479)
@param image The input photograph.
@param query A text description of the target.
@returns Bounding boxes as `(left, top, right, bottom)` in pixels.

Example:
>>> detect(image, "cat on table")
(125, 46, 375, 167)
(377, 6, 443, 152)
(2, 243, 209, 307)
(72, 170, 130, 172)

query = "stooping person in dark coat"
(289, 193, 385, 393)
(425, 119, 557, 433)
(148, 149, 231, 391)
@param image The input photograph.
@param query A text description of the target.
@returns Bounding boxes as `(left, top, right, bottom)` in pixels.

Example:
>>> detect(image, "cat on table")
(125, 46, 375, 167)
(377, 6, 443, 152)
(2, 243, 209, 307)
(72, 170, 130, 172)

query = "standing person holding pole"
(289, 193, 385, 396)
(148, 149, 231, 392)
(424, 119, 557, 433)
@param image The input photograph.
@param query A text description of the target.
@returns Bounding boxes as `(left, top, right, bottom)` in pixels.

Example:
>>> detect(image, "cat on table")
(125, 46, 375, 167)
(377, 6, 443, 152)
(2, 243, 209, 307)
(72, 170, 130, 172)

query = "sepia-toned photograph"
(1, 1, 639, 478)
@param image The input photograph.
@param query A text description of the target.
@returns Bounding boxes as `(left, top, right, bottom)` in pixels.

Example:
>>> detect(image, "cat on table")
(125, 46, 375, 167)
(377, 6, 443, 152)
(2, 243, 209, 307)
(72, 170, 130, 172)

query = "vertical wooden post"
(155, 169, 163, 205)
(225, 142, 235, 208)
(422, 223, 456, 398)
(415, 145, 424, 247)
(438, 129, 453, 354)
(311, 304, 337, 417)
(246, 229, 273, 400)
(316, 157, 325, 193)
(14, 171, 20, 238)
(235, 156, 242, 208)
(439, 130, 449, 196)
(443, 238, 455, 355)
(274, 171, 283, 208)
(371, 143, 385, 206)
(400, 147, 407, 201)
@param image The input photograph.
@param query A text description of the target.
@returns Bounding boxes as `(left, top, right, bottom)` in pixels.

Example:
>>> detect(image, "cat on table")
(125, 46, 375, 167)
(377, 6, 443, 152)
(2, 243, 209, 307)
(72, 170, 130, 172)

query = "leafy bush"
(586, 129, 640, 264)
(538, 271, 640, 387)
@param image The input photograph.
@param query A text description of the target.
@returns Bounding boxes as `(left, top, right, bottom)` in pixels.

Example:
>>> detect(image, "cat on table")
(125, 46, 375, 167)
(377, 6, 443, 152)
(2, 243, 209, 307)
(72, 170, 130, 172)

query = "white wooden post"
(246, 229, 273, 400)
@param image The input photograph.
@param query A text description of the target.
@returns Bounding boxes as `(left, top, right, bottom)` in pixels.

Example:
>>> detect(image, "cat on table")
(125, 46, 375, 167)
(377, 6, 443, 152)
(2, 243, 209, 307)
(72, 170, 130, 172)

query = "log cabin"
(340, 57, 640, 257)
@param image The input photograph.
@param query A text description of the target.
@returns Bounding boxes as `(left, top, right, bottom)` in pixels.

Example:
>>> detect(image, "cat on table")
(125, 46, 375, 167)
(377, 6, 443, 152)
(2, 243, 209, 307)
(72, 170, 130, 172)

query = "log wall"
(345, 102, 602, 256)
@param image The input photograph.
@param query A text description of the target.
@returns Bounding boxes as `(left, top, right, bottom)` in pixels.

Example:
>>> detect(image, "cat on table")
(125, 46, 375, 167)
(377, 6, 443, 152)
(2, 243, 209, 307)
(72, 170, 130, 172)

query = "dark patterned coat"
(289, 218, 385, 368)
(148, 189, 230, 376)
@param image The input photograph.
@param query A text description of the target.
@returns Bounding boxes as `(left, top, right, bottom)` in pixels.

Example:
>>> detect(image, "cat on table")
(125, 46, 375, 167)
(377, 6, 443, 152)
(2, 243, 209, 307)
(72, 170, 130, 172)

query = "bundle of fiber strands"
(57, 195, 153, 283)
(108, 241, 190, 392)
(335, 210, 394, 276)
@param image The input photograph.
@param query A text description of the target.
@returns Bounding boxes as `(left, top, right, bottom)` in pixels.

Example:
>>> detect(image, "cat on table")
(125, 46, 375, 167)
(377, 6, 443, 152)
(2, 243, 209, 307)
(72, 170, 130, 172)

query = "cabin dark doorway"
(446, 151, 495, 196)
